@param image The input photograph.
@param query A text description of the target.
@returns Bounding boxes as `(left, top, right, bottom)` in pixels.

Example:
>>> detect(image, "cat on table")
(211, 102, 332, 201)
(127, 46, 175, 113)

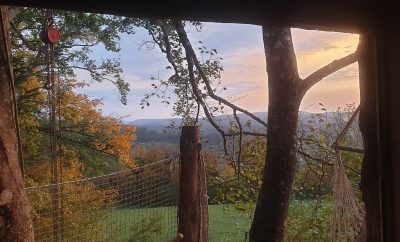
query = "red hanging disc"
(47, 28, 61, 44)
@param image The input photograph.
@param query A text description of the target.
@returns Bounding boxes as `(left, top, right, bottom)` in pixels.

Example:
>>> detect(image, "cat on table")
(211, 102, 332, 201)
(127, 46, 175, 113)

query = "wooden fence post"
(179, 126, 208, 242)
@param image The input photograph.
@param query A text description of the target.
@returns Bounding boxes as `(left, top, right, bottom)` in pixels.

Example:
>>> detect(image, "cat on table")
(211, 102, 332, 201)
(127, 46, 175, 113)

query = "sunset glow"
(76, 23, 360, 120)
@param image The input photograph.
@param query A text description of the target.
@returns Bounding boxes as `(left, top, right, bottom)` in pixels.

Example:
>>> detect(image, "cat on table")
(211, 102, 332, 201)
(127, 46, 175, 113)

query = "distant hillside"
(130, 112, 267, 131)
(129, 110, 361, 170)
(128, 111, 329, 147)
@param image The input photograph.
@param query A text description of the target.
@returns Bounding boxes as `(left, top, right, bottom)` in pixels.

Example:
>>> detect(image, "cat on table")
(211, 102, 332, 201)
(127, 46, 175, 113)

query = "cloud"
(74, 23, 360, 120)
(75, 69, 144, 91)
(324, 63, 359, 82)
(210, 28, 359, 114)
(290, 29, 360, 112)
(216, 46, 267, 97)
(292, 29, 359, 78)
(187, 23, 262, 52)
(230, 88, 268, 112)
(301, 78, 359, 112)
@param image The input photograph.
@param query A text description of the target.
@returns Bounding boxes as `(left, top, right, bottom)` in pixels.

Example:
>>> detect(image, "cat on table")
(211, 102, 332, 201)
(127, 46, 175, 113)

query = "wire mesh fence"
(26, 156, 180, 242)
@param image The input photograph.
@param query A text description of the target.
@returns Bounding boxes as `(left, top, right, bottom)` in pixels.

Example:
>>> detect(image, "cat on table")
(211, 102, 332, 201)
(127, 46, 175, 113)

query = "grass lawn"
(31, 201, 332, 241)
(98, 205, 250, 242)
(208, 205, 252, 242)
(99, 206, 178, 241)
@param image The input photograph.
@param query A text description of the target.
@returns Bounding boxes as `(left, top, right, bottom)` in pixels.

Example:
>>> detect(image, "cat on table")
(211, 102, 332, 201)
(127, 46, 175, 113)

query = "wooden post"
(178, 126, 208, 242)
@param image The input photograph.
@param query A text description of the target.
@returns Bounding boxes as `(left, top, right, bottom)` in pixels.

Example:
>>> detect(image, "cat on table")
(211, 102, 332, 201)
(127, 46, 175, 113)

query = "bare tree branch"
(226, 131, 267, 137)
(10, 21, 39, 51)
(185, 45, 229, 155)
(16, 86, 43, 101)
(233, 109, 243, 177)
(301, 50, 359, 92)
(60, 40, 101, 49)
(297, 148, 333, 166)
(332, 105, 360, 147)
(8, 6, 24, 21)
(151, 20, 181, 75)
(335, 145, 364, 154)
(173, 20, 268, 128)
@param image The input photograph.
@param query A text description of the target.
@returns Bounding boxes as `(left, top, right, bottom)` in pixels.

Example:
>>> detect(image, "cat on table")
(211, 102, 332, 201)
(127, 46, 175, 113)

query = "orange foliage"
(57, 81, 137, 170)
(15, 54, 137, 183)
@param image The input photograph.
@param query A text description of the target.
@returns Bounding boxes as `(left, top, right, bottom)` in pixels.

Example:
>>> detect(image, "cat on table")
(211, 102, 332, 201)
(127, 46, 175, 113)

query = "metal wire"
(26, 156, 180, 242)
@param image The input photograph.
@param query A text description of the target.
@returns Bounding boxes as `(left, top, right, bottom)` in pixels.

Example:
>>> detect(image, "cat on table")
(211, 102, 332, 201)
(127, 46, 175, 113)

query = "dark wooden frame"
(2, 1, 398, 241)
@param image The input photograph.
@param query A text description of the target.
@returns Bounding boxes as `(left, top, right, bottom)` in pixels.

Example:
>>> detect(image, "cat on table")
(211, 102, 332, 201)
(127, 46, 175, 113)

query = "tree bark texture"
(0, 6, 34, 242)
(250, 25, 302, 242)
(199, 150, 209, 242)
(179, 126, 208, 242)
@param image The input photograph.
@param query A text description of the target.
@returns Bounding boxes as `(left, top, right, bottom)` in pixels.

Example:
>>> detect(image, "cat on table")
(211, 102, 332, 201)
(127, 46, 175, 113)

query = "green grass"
(99, 206, 178, 241)
(97, 201, 332, 242)
(208, 205, 252, 242)
(97, 205, 250, 242)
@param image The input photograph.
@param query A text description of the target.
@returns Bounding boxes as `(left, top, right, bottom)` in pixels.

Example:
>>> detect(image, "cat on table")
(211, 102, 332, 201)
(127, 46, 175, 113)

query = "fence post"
(179, 126, 208, 242)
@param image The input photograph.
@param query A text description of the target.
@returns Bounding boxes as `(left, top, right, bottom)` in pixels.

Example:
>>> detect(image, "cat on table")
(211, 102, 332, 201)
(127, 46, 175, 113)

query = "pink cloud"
(218, 29, 360, 113)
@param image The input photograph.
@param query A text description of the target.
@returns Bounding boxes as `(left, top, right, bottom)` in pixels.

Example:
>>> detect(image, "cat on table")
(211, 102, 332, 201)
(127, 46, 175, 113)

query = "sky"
(75, 23, 360, 121)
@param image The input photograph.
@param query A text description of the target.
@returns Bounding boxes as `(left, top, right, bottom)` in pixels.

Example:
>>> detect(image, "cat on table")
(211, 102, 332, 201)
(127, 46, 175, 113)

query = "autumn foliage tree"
(8, 8, 138, 241)
(14, 54, 137, 183)
(9, 8, 139, 181)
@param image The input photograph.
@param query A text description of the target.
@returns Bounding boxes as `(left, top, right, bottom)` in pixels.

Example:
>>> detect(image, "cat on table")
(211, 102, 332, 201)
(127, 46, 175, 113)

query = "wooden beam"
(358, 33, 383, 242)
(0, 0, 379, 32)
(375, 24, 400, 242)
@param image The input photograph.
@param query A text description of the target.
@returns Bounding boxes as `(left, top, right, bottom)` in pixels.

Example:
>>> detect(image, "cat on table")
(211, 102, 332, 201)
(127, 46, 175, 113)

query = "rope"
(331, 106, 365, 241)
(331, 151, 364, 241)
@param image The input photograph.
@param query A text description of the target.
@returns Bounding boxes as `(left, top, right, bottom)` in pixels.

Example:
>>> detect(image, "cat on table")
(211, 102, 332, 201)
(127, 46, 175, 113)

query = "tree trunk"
(250, 25, 302, 242)
(0, 6, 34, 242)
